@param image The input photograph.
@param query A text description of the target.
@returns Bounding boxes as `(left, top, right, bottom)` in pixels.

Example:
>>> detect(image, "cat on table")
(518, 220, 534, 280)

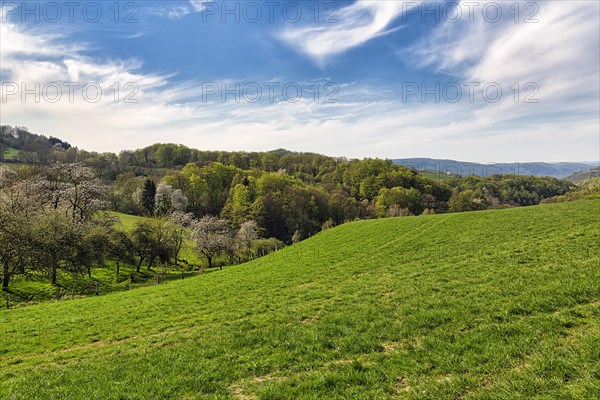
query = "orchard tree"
(234, 220, 259, 262)
(131, 218, 182, 271)
(0, 167, 48, 290)
(108, 230, 136, 275)
(171, 189, 188, 212)
(0, 208, 29, 291)
(168, 212, 195, 266)
(191, 216, 232, 270)
(155, 182, 174, 215)
(50, 163, 108, 223)
(32, 209, 83, 285)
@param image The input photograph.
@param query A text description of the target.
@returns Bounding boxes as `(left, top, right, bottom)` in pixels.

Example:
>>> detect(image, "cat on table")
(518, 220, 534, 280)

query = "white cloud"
(279, 1, 419, 65)
(409, 1, 599, 119)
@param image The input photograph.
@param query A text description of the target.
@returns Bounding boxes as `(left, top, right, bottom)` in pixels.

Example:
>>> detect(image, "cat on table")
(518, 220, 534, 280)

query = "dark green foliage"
(141, 179, 156, 216)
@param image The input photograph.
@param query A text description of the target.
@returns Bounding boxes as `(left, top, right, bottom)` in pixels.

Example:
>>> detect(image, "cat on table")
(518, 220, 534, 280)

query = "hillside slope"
(566, 167, 600, 183)
(1, 201, 599, 399)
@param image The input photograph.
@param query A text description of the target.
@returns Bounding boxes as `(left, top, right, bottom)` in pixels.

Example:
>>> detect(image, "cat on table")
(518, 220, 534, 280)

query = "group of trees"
(108, 155, 572, 243)
(109, 158, 456, 242)
(0, 163, 287, 292)
(0, 163, 110, 291)
(447, 175, 574, 212)
(2, 125, 576, 244)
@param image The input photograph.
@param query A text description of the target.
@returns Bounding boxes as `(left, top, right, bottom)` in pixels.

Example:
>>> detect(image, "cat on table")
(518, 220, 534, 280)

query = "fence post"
(95, 282, 99, 296)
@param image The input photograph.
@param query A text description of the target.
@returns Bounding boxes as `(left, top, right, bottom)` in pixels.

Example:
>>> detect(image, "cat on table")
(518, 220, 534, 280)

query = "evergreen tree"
(141, 179, 156, 215)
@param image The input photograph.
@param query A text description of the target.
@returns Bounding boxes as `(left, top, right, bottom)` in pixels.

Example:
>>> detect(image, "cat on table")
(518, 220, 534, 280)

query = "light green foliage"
(1, 200, 598, 399)
(543, 177, 600, 203)
(375, 187, 424, 216)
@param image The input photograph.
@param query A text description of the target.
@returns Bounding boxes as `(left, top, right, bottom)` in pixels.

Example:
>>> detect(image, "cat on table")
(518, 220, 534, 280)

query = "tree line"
(2, 127, 575, 240)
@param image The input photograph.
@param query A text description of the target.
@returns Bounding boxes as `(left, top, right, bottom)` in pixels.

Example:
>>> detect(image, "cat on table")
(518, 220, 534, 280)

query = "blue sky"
(1, 0, 599, 162)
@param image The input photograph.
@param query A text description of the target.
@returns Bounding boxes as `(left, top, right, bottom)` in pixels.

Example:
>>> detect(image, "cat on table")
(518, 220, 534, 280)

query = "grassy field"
(419, 170, 454, 182)
(0, 147, 20, 166)
(3, 147, 19, 161)
(1, 200, 599, 399)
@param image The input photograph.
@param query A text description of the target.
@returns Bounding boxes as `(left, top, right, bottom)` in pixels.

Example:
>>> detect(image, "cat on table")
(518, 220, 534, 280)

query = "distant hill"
(565, 167, 600, 183)
(394, 158, 598, 179)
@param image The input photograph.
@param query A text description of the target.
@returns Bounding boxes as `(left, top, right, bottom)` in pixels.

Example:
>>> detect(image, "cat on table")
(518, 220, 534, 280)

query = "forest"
(0, 125, 584, 295)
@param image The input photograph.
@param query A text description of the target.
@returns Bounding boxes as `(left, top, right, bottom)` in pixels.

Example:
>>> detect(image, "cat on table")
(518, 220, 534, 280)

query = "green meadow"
(1, 200, 599, 399)
(109, 211, 202, 266)
(3, 147, 19, 161)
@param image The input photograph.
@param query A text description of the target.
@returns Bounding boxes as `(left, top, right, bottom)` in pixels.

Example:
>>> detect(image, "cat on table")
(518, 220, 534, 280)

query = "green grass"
(419, 170, 454, 182)
(3, 147, 19, 161)
(1, 200, 599, 399)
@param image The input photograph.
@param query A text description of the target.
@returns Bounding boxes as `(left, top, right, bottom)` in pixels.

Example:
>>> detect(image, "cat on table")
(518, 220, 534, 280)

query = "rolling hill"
(1, 200, 599, 399)
(566, 167, 600, 183)
(394, 158, 598, 179)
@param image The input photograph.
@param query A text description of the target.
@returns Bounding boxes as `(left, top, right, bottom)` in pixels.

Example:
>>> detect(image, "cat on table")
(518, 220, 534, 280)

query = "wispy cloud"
(410, 1, 599, 112)
(279, 1, 418, 65)
(403, 0, 600, 146)
(151, 0, 210, 20)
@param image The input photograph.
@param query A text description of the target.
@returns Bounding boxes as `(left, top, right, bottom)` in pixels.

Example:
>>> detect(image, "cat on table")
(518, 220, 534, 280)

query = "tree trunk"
(18, 256, 25, 274)
(207, 256, 213, 269)
(51, 265, 57, 285)
(2, 261, 10, 292)
(116, 262, 120, 275)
